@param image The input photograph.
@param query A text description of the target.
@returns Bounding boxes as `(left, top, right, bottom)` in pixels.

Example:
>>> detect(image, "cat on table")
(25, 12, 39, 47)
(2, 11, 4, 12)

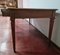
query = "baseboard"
(25, 20, 60, 52)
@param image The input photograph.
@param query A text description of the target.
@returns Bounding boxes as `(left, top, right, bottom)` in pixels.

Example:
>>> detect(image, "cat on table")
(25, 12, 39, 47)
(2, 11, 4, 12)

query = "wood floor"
(0, 16, 60, 55)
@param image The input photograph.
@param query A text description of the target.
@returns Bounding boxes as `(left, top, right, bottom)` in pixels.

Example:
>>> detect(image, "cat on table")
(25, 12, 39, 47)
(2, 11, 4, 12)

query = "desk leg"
(29, 18, 30, 24)
(11, 19, 16, 52)
(49, 18, 55, 45)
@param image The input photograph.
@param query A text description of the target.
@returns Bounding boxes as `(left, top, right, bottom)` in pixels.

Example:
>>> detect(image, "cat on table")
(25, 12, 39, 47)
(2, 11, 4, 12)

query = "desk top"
(1, 8, 57, 18)
(5, 8, 57, 11)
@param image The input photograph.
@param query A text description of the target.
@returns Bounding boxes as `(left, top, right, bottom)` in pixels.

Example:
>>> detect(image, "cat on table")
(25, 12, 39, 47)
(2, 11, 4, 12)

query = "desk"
(1, 8, 57, 52)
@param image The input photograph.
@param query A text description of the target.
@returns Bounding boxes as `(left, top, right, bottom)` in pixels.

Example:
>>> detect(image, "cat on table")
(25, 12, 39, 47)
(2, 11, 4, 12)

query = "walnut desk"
(1, 8, 57, 52)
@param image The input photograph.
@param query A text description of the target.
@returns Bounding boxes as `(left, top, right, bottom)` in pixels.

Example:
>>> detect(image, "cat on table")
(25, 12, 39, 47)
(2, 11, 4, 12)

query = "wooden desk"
(1, 8, 57, 52)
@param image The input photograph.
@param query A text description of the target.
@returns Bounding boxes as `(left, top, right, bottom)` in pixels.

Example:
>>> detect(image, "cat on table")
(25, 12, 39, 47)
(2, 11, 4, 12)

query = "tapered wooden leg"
(29, 18, 30, 24)
(11, 19, 16, 52)
(49, 18, 55, 45)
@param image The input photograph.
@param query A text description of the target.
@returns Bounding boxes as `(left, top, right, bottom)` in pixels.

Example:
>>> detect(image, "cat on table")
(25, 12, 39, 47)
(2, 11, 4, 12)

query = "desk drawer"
(14, 10, 53, 18)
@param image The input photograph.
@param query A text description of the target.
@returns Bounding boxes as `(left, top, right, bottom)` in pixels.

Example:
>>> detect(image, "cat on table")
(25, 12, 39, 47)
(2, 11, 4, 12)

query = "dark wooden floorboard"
(0, 17, 60, 55)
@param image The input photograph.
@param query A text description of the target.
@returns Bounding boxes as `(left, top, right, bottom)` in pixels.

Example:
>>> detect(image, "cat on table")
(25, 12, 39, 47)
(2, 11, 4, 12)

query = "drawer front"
(14, 10, 53, 18)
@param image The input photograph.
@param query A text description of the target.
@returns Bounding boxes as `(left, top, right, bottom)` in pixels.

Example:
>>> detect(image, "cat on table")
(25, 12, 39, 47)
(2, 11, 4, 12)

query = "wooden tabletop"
(7, 8, 57, 10)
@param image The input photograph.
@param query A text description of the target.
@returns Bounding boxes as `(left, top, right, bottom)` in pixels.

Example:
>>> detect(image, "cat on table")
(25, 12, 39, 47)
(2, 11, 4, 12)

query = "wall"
(23, 0, 60, 47)
(23, 0, 29, 8)
(18, 0, 23, 8)
(0, 8, 4, 15)
(0, 8, 2, 15)
(23, 0, 30, 21)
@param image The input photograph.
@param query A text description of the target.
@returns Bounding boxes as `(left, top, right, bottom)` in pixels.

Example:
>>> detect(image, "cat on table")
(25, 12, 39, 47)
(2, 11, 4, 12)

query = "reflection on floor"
(0, 16, 60, 55)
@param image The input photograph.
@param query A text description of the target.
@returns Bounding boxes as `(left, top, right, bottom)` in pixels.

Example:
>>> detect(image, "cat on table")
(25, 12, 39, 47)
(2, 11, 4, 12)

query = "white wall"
(28, 0, 60, 13)
(18, 0, 23, 8)
(23, 0, 30, 21)
(23, 0, 29, 8)
(0, 7, 5, 15)
(23, 0, 60, 47)
(0, 8, 2, 15)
